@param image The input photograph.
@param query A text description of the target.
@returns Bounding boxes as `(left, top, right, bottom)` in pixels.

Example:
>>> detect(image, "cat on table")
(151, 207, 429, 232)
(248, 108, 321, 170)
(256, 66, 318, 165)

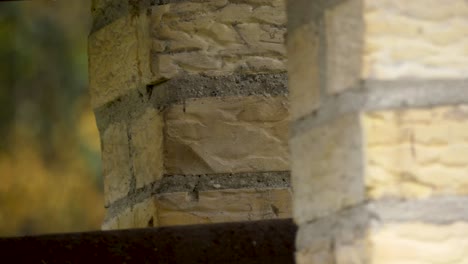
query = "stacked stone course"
(288, 0, 468, 262)
(90, 0, 291, 229)
(90, 0, 468, 262)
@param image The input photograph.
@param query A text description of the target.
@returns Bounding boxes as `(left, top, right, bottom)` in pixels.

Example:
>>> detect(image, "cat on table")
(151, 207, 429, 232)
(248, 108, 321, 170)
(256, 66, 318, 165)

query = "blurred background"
(0, 0, 104, 236)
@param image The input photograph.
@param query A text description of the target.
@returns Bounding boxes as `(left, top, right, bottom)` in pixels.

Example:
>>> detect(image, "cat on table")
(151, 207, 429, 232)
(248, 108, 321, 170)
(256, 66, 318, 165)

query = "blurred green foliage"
(0, 0, 104, 236)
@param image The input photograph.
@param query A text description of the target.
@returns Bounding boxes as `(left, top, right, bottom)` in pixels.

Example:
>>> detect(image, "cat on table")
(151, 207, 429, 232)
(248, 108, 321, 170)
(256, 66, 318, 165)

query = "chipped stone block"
(291, 114, 364, 224)
(155, 188, 292, 226)
(89, 13, 152, 108)
(287, 23, 320, 120)
(130, 108, 164, 189)
(102, 122, 131, 206)
(164, 96, 289, 174)
(325, 0, 364, 93)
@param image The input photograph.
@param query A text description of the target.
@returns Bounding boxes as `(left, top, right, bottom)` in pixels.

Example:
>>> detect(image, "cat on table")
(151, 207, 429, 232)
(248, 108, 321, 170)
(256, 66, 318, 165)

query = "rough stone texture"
(288, 1, 468, 263)
(102, 171, 290, 222)
(130, 108, 164, 189)
(102, 198, 156, 230)
(289, 0, 468, 89)
(150, 73, 288, 108)
(325, 0, 363, 94)
(296, 202, 468, 264)
(295, 206, 369, 264)
(287, 23, 320, 120)
(292, 104, 468, 225)
(369, 222, 468, 264)
(89, 13, 153, 108)
(164, 96, 289, 174)
(363, 0, 468, 79)
(102, 122, 132, 206)
(154, 188, 292, 226)
(363, 105, 468, 199)
(157, 172, 290, 193)
(91, 0, 156, 32)
(150, 0, 286, 78)
(291, 114, 364, 224)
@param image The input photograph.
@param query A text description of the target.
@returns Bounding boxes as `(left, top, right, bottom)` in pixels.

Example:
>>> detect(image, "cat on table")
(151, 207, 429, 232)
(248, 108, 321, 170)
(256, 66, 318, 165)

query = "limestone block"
(369, 222, 468, 264)
(296, 0, 467, 90)
(363, 105, 468, 199)
(89, 13, 153, 108)
(287, 23, 320, 120)
(293, 105, 468, 225)
(296, 214, 468, 264)
(149, 0, 287, 76)
(295, 207, 368, 264)
(363, 0, 468, 79)
(325, 0, 363, 93)
(102, 122, 131, 206)
(164, 96, 289, 174)
(154, 188, 292, 226)
(102, 198, 156, 230)
(291, 115, 364, 224)
(130, 108, 164, 189)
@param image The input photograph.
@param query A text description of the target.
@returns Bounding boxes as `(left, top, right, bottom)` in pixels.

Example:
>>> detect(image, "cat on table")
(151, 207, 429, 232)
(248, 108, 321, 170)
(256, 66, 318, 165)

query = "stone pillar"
(288, 0, 468, 262)
(89, 0, 291, 229)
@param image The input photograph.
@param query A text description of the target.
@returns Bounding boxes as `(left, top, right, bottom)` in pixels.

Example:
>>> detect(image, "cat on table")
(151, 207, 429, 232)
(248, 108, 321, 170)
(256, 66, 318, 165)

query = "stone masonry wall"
(89, 0, 291, 229)
(90, 0, 468, 262)
(288, 0, 468, 263)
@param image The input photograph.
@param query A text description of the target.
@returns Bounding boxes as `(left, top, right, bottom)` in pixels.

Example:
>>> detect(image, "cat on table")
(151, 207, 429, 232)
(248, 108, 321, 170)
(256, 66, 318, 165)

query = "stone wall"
(89, 0, 291, 229)
(90, 0, 468, 262)
(288, 0, 468, 262)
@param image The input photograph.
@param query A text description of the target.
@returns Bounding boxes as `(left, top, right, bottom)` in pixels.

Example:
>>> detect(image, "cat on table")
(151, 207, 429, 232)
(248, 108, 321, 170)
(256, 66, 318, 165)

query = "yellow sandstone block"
(164, 96, 289, 174)
(363, 105, 468, 199)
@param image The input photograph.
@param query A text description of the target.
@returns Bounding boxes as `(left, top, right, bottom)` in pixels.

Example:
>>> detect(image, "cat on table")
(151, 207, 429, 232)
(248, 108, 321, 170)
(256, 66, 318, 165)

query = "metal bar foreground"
(0, 219, 296, 263)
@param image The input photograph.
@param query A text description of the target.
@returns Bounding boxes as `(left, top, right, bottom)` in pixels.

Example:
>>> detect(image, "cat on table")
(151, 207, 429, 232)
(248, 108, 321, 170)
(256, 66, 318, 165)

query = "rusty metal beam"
(0, 219, 297, 263)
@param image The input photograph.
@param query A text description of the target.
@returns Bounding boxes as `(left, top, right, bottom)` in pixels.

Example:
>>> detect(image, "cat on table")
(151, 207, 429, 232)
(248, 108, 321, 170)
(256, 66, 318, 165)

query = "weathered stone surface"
(91, 0, 154, 32)
(363, 0, 468, 79)
(150, 0, 286, 77)
(89, 13, 152, 108)
(291, 0, 468, 86)
(291, 115, 364, 224)
(102, 122, 131, 206)
(324, 0, 363, 94)
(149, 73, 288, 108)
(154, 188, 292, 226)
(363, 105, 468, 199)
(369, 222, 468, 263)
(130, 108, 164, 189)
(287, 23, 320, 120)
(164, 96, 289, 174)
(296, 206, 369, 264)
(296, 204, 468, 263)
(102, 198, 156, 230)
(157, 172, 290, 193)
